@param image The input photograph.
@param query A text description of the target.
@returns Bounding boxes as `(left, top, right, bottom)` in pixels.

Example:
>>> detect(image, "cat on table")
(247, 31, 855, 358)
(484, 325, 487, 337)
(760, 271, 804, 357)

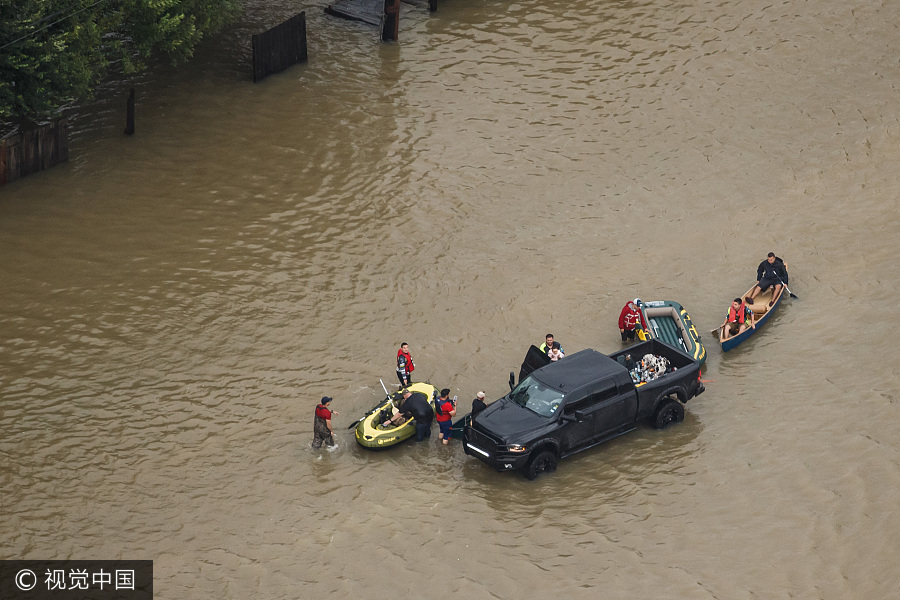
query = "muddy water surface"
(2, 0, 899, 598)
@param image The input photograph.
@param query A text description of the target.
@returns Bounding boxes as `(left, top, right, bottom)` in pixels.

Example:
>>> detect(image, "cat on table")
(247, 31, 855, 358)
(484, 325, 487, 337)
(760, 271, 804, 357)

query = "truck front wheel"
(652, 399, 684, 429)
(523, 450, 558, 480)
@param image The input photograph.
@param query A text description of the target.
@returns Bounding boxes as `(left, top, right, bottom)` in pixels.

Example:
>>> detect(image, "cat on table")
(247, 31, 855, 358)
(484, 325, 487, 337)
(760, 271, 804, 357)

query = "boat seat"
(744, 295, 771, 315)
(748, 303, 768, 315)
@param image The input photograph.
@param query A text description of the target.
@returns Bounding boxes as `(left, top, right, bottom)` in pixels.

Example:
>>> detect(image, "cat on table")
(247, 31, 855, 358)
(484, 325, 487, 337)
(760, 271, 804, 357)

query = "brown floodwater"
(2, 0, 899, 597)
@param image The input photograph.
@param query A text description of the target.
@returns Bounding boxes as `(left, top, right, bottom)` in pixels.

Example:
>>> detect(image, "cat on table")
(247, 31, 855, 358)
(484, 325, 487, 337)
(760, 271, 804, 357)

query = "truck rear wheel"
(652, 398, 684, 429)
(523, 450, 558, 480)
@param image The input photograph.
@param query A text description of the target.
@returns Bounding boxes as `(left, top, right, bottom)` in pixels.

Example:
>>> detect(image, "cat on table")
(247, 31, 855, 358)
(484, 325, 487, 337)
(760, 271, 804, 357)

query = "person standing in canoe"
(720, 298, 755, 341)
(396, 342, 414, 387)
(312, 396, 339, 449)
(747, 253, 789, 307)
(618, 298, 648, 342)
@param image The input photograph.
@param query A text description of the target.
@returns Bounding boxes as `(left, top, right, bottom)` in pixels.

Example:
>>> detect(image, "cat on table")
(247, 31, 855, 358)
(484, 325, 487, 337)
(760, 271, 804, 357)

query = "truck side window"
(564, 397, 589, 414)
(564, 382, 618, 413)
(593, 384, 619, 403)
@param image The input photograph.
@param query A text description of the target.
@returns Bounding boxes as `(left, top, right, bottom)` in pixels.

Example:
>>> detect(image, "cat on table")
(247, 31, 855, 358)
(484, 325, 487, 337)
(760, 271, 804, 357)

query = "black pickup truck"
(463, 339, 705, 479)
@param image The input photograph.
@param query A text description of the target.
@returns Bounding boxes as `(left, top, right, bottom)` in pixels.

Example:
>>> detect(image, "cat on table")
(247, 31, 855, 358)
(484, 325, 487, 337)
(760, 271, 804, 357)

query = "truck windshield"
(510, 375, 565, 418)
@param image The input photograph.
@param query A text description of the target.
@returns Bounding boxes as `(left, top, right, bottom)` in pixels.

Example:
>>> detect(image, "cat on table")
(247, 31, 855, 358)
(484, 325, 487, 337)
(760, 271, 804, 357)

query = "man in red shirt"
(312, 396, 339, 449)
(618, 298, 648, 342)
(435, 388, 457, 445)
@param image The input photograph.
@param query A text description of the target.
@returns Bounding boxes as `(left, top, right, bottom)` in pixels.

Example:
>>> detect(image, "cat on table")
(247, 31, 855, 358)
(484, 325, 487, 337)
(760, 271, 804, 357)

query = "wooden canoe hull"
(720, 284, 784, 351)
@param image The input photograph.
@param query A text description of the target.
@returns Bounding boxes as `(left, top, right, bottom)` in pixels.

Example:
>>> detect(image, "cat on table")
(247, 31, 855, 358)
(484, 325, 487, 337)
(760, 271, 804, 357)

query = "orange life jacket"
(727, 302, 747, 324)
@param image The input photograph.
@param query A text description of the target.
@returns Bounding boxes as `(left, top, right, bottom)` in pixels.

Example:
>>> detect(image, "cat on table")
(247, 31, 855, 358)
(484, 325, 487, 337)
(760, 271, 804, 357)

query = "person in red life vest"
(312, 396, 339, 449)
(618, 298, 648, 342)
(721, 297, 755, 341)
(435, 388, 457, 445)
(396, 342, 414, 387)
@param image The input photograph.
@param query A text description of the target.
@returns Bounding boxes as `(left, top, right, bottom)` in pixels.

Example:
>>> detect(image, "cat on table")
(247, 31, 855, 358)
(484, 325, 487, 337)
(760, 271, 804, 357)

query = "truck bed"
(609, 339, 703, 416)
(608, 338, 696, 370)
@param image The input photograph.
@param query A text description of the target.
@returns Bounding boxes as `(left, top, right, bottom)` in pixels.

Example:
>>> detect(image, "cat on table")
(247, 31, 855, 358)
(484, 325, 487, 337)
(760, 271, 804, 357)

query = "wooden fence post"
(383, 0, 399, 41)
(58, 118, 69, 163)
(125, 88, 135, 135)
(23, 129, 36, 177)
(5, 136, 21, 184)
(0, 139, 7, 186)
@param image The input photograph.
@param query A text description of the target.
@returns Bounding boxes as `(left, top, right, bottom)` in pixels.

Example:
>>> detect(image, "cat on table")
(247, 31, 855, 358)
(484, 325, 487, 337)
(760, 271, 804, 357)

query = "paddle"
(777, 275, 798, 299)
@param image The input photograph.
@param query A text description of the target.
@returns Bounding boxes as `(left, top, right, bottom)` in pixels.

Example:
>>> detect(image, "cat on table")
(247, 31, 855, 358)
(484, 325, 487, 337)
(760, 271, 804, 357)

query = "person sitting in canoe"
(747, 253, 789, 307)
(721, 297, 755, 341)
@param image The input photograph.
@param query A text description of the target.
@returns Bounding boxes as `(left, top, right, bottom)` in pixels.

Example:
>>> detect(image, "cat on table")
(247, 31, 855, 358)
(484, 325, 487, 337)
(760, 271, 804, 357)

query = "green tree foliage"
(0, 0, 240, 123)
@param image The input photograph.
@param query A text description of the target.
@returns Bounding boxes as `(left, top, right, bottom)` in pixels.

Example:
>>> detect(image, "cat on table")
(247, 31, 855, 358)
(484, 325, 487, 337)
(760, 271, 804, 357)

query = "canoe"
(637, 300, 707, 365)
(354, 382, 438, 449)
(719, 283, 784, 352)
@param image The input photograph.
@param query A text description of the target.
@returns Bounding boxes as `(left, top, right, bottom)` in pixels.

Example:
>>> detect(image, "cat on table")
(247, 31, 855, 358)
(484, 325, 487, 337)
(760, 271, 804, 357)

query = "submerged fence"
(0, 118, 69, 187)
(252, 12, 309, 83)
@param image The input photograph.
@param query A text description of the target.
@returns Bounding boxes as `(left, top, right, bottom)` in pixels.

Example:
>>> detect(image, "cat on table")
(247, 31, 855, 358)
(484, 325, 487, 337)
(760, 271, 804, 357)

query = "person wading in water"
(312, 396, 339, 449)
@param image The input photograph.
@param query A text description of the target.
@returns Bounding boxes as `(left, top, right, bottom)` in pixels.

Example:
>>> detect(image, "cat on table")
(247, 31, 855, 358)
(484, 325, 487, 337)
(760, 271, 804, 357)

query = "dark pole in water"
(125, 88, 135, 135)
(382, 0, 399, 41)
(429, 0, 437, 12)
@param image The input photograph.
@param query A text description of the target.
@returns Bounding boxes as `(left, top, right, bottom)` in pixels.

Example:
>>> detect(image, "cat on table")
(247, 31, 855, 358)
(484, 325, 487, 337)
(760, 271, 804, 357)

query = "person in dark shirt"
(399, 388, 434, 441)
(471, 391, 488, 417)
(748, 253, 789, 307)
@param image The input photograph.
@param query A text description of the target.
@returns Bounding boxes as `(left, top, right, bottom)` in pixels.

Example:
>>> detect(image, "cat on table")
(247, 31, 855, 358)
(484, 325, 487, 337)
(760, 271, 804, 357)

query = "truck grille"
(467, 425, 502, 453)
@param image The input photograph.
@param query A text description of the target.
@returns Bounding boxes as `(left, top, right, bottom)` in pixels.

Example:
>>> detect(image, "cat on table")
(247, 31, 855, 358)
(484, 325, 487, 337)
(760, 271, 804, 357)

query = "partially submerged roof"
(529, 348, 621, 391)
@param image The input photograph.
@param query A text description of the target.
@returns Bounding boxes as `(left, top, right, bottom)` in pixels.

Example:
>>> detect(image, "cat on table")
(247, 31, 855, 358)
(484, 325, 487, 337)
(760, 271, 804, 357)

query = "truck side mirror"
(509, 371, 515, 391)
(561, 410, 586, 423)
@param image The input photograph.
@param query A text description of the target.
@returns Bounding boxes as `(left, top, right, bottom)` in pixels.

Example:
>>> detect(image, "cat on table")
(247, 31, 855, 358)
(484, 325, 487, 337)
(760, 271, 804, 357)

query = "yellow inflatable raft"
(354, 382, 437, 449)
